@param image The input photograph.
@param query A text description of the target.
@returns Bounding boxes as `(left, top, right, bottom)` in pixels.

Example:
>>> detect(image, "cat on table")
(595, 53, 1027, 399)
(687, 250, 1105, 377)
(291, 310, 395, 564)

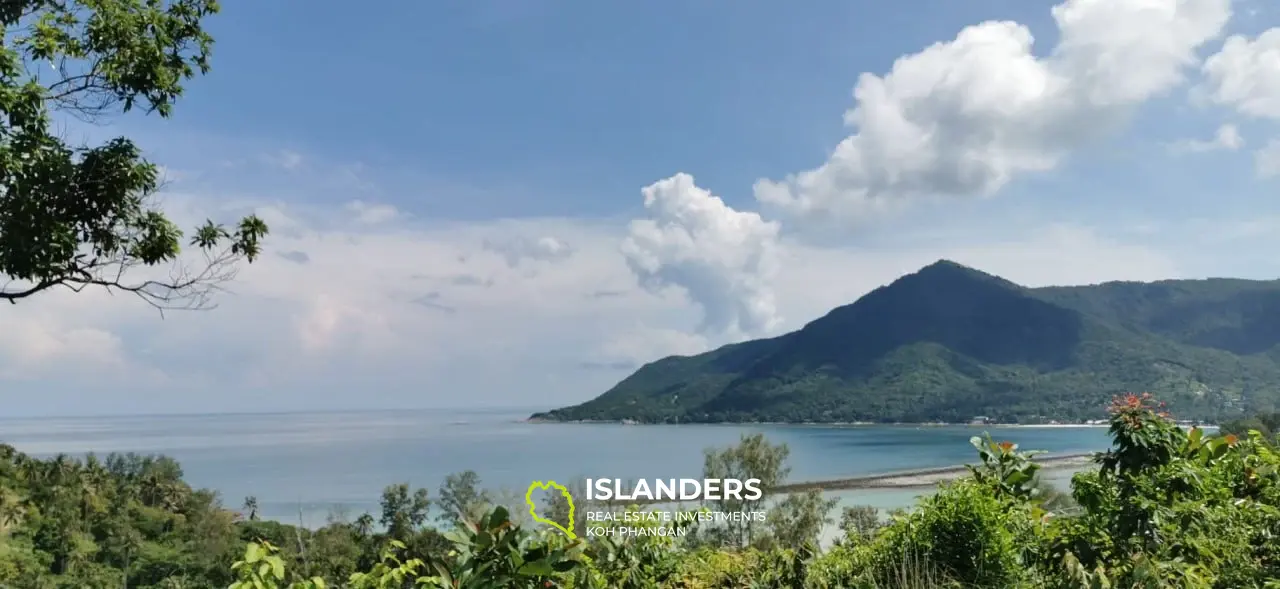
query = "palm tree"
(242, 495, 259, 521)
(0, 488, 25, 535)
(355, 513, 374, 537)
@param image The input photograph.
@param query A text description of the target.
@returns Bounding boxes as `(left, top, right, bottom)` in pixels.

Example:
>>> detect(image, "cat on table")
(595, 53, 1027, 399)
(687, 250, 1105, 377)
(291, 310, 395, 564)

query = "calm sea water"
(0, 407, 1113, 534)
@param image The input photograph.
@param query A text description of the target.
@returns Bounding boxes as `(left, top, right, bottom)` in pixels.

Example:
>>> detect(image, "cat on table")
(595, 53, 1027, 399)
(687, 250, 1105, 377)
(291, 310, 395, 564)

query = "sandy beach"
(610, 453, 1097, 507)
(771, 452, 1095, 493)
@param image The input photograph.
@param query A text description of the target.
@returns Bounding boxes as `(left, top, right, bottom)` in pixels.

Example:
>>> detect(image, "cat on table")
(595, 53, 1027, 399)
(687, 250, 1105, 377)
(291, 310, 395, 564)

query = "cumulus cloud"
(2, 178, 1249, 417)
(1169, 123, 1244, 153)
(754, 0, 1231, 223)
(1201, 28, 1280, 119)
(622, 173, 782, 340)
(1199, 27, 1280, 174)
(1, 0, 1265, 417)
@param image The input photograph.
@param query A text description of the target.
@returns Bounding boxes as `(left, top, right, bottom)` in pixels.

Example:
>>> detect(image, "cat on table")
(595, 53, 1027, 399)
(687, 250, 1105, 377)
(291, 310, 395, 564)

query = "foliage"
(701, 433, 790, 549)
(1039, 393, 1280, 588)
(229, 541, 326, 589)
(0, 0, 268, 310)
(762, 490, 836, 550)
(569, 504, 697, 588)
(967, 434, 1049, 503)
(1221, 411, 1280, 442)
(852, 479, 1043, 588)
(436, 471, 491, 529)
(835, 505, 881, 545)
(534, 260, 1280, 425)
(7, 393, 1280, 587)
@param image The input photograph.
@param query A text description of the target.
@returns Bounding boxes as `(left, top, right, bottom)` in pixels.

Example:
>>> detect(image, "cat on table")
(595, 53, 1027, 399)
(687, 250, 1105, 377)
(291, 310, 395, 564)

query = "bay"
(0, 407, 1113, 528)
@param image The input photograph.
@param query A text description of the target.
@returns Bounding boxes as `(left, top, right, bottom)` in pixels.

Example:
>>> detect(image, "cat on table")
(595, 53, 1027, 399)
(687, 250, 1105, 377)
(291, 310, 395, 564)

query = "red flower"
(1225, 434, 1239, 447)
(998, 441, 1015, 452)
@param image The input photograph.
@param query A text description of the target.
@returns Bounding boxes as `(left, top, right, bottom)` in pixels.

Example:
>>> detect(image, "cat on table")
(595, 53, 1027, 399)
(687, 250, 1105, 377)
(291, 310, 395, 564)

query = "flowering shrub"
(1041, 393, 1280, 588)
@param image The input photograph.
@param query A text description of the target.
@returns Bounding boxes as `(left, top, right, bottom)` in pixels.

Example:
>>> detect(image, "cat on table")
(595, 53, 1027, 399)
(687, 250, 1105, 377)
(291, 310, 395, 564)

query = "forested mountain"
(533, 261, 1280, 424)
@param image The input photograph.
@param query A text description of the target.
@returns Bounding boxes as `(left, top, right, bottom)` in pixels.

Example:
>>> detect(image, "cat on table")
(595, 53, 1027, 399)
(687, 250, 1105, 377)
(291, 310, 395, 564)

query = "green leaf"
(245, 542, 264, 564)
(552, 559, 579, 572)
(269, 555, 285, 579)
(518, 560, 555, 576)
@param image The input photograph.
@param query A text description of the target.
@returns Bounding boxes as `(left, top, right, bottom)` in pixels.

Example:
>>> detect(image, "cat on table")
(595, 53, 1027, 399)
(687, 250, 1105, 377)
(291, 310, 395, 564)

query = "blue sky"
(6, 0, 1280, 416)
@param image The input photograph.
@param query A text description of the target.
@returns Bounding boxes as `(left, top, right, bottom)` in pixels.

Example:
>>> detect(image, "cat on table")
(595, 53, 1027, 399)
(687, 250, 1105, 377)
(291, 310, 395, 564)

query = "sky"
(6, 0, 1280, 416)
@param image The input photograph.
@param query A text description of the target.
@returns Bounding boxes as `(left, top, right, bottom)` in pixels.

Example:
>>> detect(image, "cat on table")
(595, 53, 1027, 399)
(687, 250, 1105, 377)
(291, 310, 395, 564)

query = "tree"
(765, 488, 836, 550)
(377, 484, 429, 542)
(435, 470, 490, 528)
(1220, 411, 1280, 443)
(702, 433, 790, 548)
(0, 0, 267, 310)
(837, 504, 880, 543)
(242, 496, 259, 521)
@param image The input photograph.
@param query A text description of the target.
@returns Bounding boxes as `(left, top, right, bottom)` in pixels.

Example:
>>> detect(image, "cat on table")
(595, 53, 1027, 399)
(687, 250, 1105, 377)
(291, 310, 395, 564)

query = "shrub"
(856, 479, 1042, 588)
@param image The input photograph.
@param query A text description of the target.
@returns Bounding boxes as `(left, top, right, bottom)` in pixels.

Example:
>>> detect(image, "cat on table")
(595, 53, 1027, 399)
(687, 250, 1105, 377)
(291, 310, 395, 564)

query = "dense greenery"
(3, 393, 1279, 587)
(534, 261, 1280, 424)
(0, 0, 267, 309)
(1221, 411, 1280, 442)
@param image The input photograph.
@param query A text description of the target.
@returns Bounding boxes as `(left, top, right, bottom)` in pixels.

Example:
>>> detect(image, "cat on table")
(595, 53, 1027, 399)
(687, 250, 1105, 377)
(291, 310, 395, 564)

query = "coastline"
(770, 452, 1094, 493)
(524, 417, 1117, 428)
(603, 453, 1097, 508)
(525, 417, 1218, 429)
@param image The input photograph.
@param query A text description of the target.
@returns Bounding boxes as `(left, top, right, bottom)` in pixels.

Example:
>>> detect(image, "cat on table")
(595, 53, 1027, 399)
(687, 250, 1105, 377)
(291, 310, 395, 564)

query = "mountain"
(532, 260, 1280, 424)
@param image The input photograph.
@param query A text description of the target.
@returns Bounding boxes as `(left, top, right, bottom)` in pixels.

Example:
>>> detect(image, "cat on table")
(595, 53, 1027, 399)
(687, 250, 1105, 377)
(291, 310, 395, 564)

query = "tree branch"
(0, 244, 246, 315)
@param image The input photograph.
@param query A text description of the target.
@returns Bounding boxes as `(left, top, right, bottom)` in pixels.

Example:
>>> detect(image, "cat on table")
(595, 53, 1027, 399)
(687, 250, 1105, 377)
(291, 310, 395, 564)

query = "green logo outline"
(525, 480, 576, 539)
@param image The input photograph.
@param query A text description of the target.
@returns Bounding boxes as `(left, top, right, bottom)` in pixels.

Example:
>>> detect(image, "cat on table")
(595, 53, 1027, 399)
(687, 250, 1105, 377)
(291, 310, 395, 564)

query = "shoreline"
(770, 452, 1094, 493)
(604, 453, 1097, 508)
(524, 417, 1117, 428)
(524, 417, 1217, 429)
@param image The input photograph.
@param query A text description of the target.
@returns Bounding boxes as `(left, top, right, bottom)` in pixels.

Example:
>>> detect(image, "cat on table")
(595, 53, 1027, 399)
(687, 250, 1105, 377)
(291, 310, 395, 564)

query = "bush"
(854, 479, 1042, 588)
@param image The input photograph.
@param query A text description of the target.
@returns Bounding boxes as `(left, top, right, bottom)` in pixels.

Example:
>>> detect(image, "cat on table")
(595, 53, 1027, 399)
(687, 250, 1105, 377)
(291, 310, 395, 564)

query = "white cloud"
(1198, 27, 1280, 177)
(262, 149, 305, 171)
(482, 235, 575, 267)
(1256, 139, 1280, 177)
(1201, 28, 1280, 119)
(622, 173, 782, 340)
(1169, 123, 1244, 153)
(2, 181, 1260, 417)
(593, 327, 710, 369)
(4, 0, 1272, 418)
(754, 0, 1231, 224)
(346, 200, 401, 224)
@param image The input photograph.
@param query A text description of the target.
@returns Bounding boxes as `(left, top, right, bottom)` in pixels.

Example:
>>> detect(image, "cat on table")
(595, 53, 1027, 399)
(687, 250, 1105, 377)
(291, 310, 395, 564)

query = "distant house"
(971, 416, 990, 425)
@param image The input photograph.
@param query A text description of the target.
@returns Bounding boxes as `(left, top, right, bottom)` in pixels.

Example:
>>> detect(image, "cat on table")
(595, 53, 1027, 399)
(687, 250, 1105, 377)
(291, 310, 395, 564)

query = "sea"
(0, 407, 1116, 544)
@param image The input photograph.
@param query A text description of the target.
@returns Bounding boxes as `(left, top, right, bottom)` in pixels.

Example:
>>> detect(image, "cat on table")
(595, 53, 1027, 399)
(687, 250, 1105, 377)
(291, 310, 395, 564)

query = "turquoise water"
(0, 408, 1112, 531)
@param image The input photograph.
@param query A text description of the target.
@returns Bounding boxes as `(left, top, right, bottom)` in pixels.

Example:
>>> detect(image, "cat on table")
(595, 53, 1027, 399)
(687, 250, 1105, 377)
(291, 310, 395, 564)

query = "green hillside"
(533, 261, 1280, 424)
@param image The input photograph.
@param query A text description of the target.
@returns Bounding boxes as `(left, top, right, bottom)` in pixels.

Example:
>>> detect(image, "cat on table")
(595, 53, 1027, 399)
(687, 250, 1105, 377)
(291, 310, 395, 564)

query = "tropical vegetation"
(0, 0, 266, 310)
(1, 392, 1279, 587)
